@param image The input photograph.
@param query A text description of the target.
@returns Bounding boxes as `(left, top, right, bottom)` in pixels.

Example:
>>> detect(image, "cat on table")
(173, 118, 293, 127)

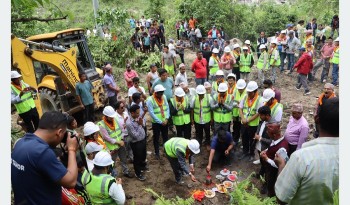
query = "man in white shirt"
(128, 77, 147, 105)
(85, 142, 103, 171)
(115, 101, 133, 163)
(140, 15, 146, 27)
(168, 39, 176, 56)
(175, 63, 188, 86)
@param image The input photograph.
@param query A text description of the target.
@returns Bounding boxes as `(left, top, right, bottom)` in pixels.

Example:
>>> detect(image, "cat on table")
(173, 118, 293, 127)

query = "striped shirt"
(275, 137, 339, 205)
(125, 118, 145, 143)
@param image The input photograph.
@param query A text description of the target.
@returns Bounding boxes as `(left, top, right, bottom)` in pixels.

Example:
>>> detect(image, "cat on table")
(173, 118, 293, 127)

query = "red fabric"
(207, 29, 220, 37)
(266, 138, 289, 159)
(124, 70, 139, 88)
(191, 58, 208, 78)
(294, 53, 313, 75)
(61, 187, 85, 205)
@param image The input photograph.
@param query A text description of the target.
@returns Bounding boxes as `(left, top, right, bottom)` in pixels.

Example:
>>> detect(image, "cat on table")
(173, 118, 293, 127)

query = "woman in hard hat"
(82, 151, 126, 204)
(83, 121, 107, 150)
(164, 138, 200, 184)
(169, 87, 191, 139)
(221, 46, 236, 78)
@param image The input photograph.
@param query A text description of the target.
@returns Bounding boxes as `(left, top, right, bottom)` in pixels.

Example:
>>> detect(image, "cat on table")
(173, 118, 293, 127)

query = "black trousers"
(165, 152, 183, 183)
(194, 122, 211, 146)
(108, 95, 118, 109)
(232, 67, 240, 80)
(288, 143, 297, 157)
(83, 103, 95, 123)
(241, 125, 258, 156)
(151, 37, 161, 52)
(232, 117, 242, 144)
(130, 138, 147, 176)
(152, 123, 169, 156)
(175, 123, 191, 139)
(19, 107, 39, 133)
(179, 53, 185, 64)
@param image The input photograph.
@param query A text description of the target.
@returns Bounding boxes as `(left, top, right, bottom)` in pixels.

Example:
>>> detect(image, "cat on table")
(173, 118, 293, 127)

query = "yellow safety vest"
(257, 51, 268, 70)
(212, 80, 227, 93)
(164, 137, 189, 158)
(147, 95, 169, 123)
(232, 88, 246, 117)
(11, 80, 36, 114)
(269, 48, 281, 66)
(209, 56, 220, 75)
(331, 47, 339, 64)
(213, 94, 234, 123)
(193, 94, 211, 124)
(242, 95, 261, 126)
(239, 54, 252, 72)
(97, 119, 122, 151)
(170, 97, 190, 126)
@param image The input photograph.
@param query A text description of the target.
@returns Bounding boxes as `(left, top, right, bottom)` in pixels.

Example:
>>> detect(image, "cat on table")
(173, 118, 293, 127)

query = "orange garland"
(318, 92, 335, 105)
(218, 93, 228, 103)
(11, 82, 23, 91)
(153, 93, 165, 117)
(228, 84, 236, 94)
(267, 99, 278, 109)
(103, 116, 116, 131)
(247, 92, 259, 108)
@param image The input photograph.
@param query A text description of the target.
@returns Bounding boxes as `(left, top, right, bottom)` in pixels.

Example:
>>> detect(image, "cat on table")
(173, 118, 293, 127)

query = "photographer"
(11, 111, 79, 205)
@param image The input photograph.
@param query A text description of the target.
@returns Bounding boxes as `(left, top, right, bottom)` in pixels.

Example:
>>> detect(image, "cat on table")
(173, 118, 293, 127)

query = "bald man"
(260, 122, 289, 197)
(314, 83, 336, 138)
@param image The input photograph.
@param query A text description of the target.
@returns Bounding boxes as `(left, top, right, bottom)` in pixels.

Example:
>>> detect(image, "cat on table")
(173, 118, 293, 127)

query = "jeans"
(194, 122, 211, 146)
(240, 72, 250, 82)
(270, 66, 277, 84)
(83, 103, 95, 124)
(280, 52, 287, 71)
(332, 63, 339, 85)
(179, 53, 184, 64)
(151, 37, 161, 52)
(241, 125, 257, 156)
(258, 69, 267, 86)
(175, 123, 191, 139)
(296, 74, 309, 93)
(213, 122, 230, 135)
(213, 149, 234, 164)
(111, 146, 129, 175)
(287, 53, 295, 71)
(130, 138, 147, 176)
(19, 107, 39, 133)
(195, 78, 206, 86)
(152, 123, 169, 156)
(124, 135, 134, 161)
(166, 153, 183, 183)
(321, 59, 331, 82)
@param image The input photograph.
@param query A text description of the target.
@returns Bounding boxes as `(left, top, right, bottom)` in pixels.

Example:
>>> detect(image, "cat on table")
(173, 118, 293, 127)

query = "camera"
(62, 130, 77, 144)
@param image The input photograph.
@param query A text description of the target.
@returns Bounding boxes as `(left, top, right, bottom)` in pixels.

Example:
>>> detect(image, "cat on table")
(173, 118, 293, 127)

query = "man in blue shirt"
(206, 129, 234, 172)
(11, 111, 79, 205)
(76, 73, 94, 123)
(152, 69, 174, 101)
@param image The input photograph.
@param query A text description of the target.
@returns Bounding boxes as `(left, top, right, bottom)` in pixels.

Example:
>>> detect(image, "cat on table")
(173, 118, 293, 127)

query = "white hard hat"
(174, 87, 186, 97)
(259, 44, 266, 49)
(188, 139, 200, 154)
(83, 121, 100, 136)
(242, 46, 249, 50)
(218, 83, 228, 92)
(204, 81, 211, 88)
(244, 40, 251, 44)
(246, 81, 258, 92)
(227, 73, 236, 79)
(212, 48, 219, 54)
(236, 79, 246, 89)
(103, 106, 117, 118)
(196, 85, 206, 94)
(93, 151, 114, 166)
(85, 142, 103, 154)
(11, 71, 22, 79)
(179, 82, 188, 89)
(281, 30, 287, 34)
(262, 88, 275, 102)
(154, 84, 166, 92)
(215, 70, 224, 76)
(224, 46, 231, 53)
(271, 40, 278, 45)
(233, 44, 240, 49)
(335, 37, 339, 42)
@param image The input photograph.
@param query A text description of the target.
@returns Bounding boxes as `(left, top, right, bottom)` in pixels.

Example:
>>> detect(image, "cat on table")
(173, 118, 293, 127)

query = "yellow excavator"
(11, 28, 107, 117)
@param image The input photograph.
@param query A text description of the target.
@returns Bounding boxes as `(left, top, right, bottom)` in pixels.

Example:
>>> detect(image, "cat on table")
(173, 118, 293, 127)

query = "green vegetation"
(144, 188, 195, 205)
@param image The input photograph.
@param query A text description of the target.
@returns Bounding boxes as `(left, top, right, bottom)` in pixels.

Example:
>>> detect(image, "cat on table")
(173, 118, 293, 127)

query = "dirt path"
(10, 47, 337, 205)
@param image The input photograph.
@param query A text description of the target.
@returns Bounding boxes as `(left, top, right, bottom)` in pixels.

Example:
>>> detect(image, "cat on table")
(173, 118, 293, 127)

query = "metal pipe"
(18, 38, 67, 52)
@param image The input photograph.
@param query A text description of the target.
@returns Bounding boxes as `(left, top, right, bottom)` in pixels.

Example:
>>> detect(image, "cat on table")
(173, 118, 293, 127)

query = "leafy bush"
(144, 188, 195, 205)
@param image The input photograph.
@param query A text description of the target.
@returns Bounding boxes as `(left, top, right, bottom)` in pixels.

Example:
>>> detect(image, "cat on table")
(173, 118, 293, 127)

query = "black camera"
(62, 130, 76, 144)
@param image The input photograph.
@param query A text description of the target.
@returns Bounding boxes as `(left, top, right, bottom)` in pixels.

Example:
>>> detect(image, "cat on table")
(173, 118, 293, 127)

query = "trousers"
(19, 107, 39, 133)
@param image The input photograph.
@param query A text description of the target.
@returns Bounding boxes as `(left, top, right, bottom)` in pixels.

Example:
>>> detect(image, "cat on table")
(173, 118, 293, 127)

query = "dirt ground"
(11, 48, 337, 205)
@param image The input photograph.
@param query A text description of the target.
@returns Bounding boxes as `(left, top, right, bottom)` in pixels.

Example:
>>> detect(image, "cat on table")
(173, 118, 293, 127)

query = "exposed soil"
(11, 47, 337, 205)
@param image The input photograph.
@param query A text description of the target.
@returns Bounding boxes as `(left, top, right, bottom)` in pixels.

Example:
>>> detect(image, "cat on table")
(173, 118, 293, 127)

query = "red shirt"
(124, 70, 139, 88)
(191, 58, 208, 78)
(294, 53, 313, 75)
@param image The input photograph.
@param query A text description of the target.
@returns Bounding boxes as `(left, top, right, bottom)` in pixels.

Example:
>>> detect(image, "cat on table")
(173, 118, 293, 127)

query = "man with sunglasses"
(12, 111, 79, 205)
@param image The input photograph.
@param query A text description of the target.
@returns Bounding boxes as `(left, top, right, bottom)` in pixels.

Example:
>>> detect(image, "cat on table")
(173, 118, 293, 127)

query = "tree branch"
(11, 15, 68, 23)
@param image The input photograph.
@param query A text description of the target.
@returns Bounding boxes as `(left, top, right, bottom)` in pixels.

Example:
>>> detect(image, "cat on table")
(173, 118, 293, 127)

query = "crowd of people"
(11, 14, 339, 205)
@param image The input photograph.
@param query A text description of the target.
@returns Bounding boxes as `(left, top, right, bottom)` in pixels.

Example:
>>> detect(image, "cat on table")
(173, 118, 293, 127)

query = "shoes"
(304, 91, 311, 96)
(295, 86, 300, 91)
(253, 159, 261, 165)
(248, 156, 255, 162)
(135, 173, 146, 181)
(123, 173, 134, 178)
(176, 180, 185, 185)
(322, 79, 326, 83)
(142, 165, 151, 173)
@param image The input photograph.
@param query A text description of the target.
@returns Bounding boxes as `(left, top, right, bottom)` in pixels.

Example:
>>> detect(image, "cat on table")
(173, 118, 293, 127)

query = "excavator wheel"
(39, 88, 62, 113)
